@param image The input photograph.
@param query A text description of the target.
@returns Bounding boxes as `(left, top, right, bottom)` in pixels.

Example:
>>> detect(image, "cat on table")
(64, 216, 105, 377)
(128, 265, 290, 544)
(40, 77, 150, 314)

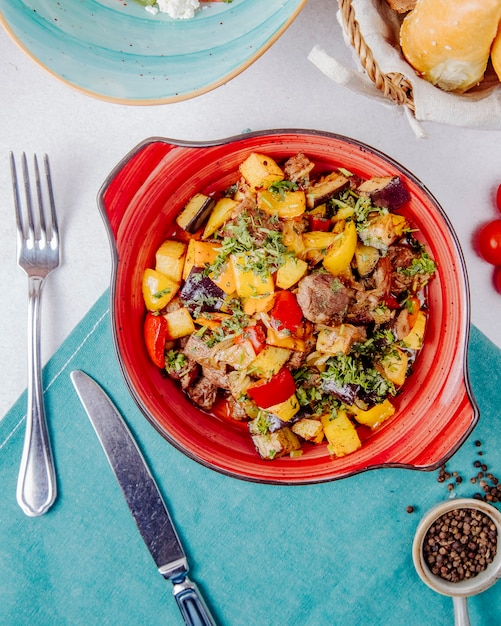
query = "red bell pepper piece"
(308, 215, 331, 232)
(270, 290, 303, 334)
(144, 312, 168, 368)
(235, 321, 267, 355)
(385, 296, 401, 310)
(247, 367, 296, 409)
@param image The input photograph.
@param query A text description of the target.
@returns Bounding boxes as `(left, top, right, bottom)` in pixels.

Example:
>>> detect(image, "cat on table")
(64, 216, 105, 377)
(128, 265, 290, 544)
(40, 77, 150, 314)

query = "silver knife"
(70, 370, 218, 626)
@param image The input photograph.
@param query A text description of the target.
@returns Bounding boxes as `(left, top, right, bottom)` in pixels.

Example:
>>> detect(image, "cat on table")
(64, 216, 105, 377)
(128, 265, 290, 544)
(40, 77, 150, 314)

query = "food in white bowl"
(139, 0, 231, 19)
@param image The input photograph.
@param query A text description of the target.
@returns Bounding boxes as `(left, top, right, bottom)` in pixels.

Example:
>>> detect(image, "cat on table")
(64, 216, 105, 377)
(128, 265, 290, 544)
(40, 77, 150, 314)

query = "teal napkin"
(1, 290, 501, 626)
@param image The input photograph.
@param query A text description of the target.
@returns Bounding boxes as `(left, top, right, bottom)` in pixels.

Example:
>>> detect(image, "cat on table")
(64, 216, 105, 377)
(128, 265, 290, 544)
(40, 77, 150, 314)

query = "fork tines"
(10, 152, 59, 250)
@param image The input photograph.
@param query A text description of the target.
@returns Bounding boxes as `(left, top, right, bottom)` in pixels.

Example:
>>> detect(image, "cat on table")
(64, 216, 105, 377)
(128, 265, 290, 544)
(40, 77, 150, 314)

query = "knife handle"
(172, 576, 218, 626)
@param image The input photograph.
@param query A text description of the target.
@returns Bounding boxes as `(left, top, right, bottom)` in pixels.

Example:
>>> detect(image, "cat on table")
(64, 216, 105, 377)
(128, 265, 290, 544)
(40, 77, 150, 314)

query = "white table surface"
(0, 0, 500, 420)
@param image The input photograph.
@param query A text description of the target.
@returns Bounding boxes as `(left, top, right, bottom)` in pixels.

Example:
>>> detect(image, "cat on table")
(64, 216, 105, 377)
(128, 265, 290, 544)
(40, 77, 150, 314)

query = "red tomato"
(247, 367, 296, 409)
(235, 321, 266, 354)
(270, 290, 303, 333)
(144, 312, 168, 368)
(497, 183, 501, 214)
(477, 220, 501, 266)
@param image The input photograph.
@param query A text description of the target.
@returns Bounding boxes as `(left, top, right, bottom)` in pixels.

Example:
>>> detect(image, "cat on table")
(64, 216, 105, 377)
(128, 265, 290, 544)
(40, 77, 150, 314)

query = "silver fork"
(10, 152, 60, 517)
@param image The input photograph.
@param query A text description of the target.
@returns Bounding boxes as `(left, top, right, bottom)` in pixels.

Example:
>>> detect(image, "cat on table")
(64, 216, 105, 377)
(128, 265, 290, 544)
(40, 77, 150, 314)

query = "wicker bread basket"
(337, 0, 415, 112)
(336, 0, 501, 123)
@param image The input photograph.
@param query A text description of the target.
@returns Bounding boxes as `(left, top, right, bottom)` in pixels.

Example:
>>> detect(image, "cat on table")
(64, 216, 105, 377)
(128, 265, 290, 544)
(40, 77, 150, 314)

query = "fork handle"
(17, 276, 57, 516)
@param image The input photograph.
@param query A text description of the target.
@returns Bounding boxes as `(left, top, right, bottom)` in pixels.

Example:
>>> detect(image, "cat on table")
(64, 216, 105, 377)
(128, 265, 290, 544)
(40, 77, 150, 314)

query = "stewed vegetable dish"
(141, 152, 437, 460)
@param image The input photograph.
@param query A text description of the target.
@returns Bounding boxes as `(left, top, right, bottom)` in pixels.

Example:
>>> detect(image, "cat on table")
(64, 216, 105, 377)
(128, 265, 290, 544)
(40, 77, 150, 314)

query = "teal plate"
(0, 0, 306, 104)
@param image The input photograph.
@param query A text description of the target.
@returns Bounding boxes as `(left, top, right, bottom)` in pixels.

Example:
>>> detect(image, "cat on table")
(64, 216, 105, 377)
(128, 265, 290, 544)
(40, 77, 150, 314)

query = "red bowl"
(98, 129, 478, 484)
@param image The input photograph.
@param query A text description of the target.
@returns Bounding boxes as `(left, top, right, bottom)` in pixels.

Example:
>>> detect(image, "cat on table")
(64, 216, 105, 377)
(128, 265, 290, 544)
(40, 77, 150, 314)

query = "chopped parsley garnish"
(152, 286, 171, 299)
(206, 210, 293, 280)
(322, 354, 396, 401)
(398, 251, 437, 277)
(268, 180, 299, 199)
(165, 350, 187, 372)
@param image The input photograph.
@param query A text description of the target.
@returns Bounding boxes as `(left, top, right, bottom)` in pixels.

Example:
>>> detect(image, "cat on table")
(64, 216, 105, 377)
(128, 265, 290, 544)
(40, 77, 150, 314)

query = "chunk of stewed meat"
(186, 376, 218, 410)
(296, 273, 353, 324)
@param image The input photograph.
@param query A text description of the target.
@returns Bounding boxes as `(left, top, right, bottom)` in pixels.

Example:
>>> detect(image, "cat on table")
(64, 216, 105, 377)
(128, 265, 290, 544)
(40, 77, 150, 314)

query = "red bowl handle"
(99, 139, 175, 241)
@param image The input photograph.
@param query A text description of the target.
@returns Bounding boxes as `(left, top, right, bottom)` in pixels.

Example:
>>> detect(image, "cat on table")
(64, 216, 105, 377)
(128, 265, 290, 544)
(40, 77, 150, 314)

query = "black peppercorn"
(423, 508, 498, 583)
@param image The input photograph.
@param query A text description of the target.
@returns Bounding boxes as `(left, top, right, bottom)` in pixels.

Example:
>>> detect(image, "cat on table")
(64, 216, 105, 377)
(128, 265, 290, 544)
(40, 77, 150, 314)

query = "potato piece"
(202, 197, 238, 240)
(250, 346, 291, 378)
(350, 399, 395, 429)
(357, 214, 405, 251)
(276, 257, 308, 290)
(292, 418, 324, 444)
(257, 189, 306, 219)
(265, 394, 301, 422)
(251, 426, 301, 460)
(401, 310, 427, 350)
(164, 307, 195, 340)
(379, 347, 409, 387)
(321, 410, 362, 457)
(322, 220, 357, 276)
(142, 268, 179, 311)
(155, 240, 187, 284)
(230, 253, 275, 299)
(354, 243, 380, 277)
(316, 324, 366, 356)
(239, 153, 284, 190)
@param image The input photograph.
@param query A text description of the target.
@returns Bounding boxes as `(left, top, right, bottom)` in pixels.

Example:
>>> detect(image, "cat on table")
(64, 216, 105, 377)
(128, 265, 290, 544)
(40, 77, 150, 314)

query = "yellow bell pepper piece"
(202, 197, 238, 240)
(142, 269, 179, 311)
(230, 253, 275, 299)
(322, 220, 357, 276)
(257, 189, 306, 219)
(350, 399, 395, 429)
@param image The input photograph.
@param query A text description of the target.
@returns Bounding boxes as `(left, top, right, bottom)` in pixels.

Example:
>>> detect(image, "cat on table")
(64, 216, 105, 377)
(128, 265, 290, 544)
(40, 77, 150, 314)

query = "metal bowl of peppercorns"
(413, 498, 501, 602)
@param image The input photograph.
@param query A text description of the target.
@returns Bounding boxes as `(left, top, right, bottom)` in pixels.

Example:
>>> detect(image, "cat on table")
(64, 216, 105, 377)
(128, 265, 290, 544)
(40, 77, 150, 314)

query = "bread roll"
(400, 0, 501, 93)
(492, 24, 501, 82)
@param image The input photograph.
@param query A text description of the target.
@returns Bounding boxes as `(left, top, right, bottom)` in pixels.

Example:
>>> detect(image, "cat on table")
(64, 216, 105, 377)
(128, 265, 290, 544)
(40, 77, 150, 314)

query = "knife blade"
(70, 369, 217, 626)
